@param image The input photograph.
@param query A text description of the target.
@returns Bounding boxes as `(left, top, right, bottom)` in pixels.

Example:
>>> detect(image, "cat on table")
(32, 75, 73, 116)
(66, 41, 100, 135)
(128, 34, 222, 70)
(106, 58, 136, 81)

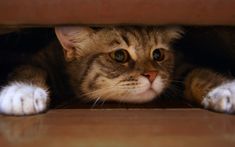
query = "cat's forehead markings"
(155, 44, 169, 50)
(127, 46, 137, 61)
(156, 37, 170, 50)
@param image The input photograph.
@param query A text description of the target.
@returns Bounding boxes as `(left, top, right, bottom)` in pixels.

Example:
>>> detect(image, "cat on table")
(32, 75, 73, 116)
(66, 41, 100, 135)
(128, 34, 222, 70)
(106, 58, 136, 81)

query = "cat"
(0, 26, 234, 116)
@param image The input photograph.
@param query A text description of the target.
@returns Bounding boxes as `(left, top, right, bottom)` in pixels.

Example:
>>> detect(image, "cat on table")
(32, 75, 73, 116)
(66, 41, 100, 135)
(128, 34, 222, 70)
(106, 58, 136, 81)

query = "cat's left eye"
(110, 49, 130, 63)
(152, 48, 165, 61)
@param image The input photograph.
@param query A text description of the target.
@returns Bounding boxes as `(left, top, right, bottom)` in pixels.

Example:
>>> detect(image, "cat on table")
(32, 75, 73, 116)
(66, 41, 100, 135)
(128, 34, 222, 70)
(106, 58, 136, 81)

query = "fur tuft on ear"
(55, 26, 93, 61)
(165, 26, 184, 40)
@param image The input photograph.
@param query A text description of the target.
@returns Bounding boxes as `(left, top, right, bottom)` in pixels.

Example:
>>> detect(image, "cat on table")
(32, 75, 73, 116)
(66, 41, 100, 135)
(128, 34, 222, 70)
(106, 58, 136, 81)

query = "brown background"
(0, 0, 235, 26)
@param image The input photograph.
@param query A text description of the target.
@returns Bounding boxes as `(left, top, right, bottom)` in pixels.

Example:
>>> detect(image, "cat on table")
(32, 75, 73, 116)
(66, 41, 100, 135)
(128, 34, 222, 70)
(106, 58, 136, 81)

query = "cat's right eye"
(110, 49, 130, 63)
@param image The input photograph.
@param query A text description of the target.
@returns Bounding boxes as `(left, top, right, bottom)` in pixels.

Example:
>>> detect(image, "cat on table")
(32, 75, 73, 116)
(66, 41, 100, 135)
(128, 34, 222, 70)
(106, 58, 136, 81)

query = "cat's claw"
(0, 82, 49, 115)
(202, 81, 235, 113)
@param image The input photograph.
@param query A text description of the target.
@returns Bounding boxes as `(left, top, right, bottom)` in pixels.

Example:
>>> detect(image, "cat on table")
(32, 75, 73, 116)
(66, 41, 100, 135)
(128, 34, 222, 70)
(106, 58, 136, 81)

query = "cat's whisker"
(171, 79, 184, 83)
(81, 86, 115, 97)
(91, 97, 101, 108)
(79, 86, 124, 104)
(101, 100, 106, 106)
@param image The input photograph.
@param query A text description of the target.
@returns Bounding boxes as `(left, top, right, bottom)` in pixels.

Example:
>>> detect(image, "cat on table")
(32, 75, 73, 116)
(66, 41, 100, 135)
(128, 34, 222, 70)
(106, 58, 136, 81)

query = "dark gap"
(0, 26, 235, 109)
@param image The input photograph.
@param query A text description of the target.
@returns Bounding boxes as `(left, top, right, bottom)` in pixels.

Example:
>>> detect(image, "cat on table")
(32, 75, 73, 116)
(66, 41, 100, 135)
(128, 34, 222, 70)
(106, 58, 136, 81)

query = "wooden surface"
(0, 0, 235, 26)
(0, 109, 235, 147)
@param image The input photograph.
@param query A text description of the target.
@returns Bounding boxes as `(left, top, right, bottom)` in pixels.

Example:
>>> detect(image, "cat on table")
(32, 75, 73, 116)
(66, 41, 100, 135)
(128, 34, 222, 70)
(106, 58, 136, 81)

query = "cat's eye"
(152, 48, 165, 61)
(110, 49, 130, 63)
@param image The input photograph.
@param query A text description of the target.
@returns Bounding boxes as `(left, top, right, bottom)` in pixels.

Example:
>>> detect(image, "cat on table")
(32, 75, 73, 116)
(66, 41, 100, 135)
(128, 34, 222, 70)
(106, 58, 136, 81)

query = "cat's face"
(56, 26, 182, 103)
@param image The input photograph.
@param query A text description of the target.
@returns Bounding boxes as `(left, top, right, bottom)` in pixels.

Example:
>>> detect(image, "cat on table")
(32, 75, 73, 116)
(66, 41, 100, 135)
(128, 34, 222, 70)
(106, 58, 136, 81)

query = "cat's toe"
(0, 82, 49, 115)
(33, 88, 48, 113)
(202, 82, 235, 113)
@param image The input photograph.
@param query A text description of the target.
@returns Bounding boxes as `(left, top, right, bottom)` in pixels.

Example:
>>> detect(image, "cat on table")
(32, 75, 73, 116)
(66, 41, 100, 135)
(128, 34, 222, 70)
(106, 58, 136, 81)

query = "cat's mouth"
(123, 87, 163, 103)
(122, 76, 165, 103)
(133, 88, 157, 103)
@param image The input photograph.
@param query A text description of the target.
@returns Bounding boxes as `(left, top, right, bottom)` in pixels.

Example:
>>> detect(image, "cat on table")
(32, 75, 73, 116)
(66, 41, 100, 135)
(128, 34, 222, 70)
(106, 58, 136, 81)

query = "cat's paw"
(0, 82, 49, 115)
(202, 81, 235, 113)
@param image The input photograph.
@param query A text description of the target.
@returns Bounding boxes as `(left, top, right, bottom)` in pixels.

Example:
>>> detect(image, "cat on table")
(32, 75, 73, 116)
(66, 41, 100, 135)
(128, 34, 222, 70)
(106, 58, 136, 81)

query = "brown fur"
(3, 26, 234, 113)
(184, 68, 230, 103)
(58, 26, 182, 103)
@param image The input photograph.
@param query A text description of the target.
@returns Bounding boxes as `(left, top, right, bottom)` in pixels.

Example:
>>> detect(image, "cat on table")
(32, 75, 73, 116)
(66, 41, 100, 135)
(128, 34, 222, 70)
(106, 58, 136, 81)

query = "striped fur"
(60, 26, 182, 103)
(1, 26, 235, 116)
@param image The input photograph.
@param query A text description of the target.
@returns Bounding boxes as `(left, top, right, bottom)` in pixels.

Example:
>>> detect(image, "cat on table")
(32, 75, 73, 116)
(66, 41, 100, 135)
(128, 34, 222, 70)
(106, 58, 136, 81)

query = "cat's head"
(55, 26, 183, 103)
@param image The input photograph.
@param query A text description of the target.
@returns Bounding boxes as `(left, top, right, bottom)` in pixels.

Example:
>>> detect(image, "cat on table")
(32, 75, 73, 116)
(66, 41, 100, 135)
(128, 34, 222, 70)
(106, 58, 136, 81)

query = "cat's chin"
(129, 89, 157, 103)
(125, 76, 165, 103)
(116, 88, 157, 103)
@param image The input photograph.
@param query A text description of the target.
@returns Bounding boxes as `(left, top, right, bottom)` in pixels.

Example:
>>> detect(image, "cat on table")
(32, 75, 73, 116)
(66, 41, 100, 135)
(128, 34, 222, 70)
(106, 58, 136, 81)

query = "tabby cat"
(0, 26, 234, 115)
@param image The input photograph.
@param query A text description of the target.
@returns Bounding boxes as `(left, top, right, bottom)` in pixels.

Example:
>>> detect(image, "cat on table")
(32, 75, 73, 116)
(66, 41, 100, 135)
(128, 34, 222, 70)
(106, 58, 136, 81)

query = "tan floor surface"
(0, 109, 235, 147)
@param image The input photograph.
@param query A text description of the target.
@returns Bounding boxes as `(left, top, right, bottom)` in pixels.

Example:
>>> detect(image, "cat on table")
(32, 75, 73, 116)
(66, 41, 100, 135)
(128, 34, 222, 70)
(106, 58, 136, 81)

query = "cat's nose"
(142, 71, 157, 82)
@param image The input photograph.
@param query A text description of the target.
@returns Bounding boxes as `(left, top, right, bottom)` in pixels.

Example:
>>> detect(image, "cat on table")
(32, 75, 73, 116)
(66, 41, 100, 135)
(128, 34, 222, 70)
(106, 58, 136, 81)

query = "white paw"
(202, 81, 235, 113)
(0, 82, 49, 115)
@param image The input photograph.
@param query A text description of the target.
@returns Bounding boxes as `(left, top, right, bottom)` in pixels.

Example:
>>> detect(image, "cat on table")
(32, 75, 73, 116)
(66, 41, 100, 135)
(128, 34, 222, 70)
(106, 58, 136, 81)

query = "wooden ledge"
(1, 109, 235, 146)
(0, 0, 235, 26)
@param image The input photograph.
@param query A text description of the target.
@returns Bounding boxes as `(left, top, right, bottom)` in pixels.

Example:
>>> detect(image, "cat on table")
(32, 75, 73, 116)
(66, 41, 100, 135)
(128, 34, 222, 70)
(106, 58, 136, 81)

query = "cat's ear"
(165, 26, 184, 41)
(55, 26, 93, 61)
